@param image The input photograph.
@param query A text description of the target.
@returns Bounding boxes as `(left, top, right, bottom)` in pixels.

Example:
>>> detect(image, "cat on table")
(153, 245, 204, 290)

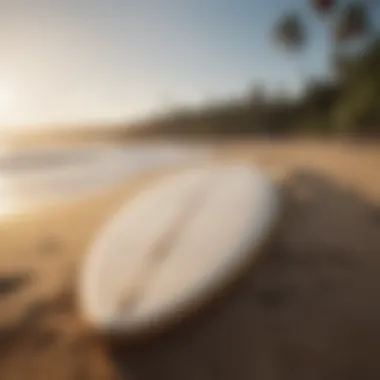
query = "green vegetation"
(129, 1, 380, 138)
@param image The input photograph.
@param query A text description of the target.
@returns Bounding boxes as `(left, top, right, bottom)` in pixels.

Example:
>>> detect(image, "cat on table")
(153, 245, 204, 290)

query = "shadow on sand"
(109, 170, 380, 380)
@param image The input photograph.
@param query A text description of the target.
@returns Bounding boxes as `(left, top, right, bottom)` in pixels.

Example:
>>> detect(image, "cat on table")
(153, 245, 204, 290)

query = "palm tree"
(272, 12, 308, 94)
(335, 2, 369, 42)
(272, 1, 373, 78)
(270, 0, 378, 133)
(311, 0, 336, 16)
(273, 12, 306, 52)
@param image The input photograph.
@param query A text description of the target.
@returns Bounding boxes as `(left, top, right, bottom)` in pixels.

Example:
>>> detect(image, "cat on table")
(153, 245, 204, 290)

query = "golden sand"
(0, 139, 379, 380)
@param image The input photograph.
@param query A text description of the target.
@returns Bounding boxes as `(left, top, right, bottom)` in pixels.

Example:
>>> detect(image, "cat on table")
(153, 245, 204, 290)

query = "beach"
(0, 139, 379, 380)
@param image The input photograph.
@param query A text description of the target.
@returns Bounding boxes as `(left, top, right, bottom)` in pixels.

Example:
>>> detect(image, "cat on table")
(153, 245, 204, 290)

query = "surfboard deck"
(79, 163, 279, 337)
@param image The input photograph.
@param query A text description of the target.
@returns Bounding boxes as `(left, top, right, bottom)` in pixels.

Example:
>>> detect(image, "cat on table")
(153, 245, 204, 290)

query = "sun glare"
(0, 85, 16, 126)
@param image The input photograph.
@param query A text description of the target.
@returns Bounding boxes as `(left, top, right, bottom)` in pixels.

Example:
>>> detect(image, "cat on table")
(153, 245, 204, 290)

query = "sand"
(0, 139, 379, 380)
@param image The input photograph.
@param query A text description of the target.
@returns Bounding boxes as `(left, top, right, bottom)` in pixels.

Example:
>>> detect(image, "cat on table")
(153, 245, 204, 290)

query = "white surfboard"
(79, 163, 279, 336)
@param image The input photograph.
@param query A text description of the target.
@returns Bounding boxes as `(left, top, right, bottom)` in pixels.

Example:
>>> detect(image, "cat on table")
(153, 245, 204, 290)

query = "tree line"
(128, 0, 380, 137)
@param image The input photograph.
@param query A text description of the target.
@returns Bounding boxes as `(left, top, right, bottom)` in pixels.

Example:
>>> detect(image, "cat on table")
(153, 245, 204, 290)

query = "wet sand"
(0, 139, 379, 380)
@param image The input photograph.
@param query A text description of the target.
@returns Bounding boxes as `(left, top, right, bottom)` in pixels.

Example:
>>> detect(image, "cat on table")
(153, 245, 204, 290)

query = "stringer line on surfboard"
(115, 172, 219, 315)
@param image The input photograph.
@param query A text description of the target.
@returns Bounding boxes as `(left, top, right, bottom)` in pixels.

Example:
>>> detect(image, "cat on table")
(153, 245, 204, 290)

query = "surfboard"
(79, 163, 279, 336)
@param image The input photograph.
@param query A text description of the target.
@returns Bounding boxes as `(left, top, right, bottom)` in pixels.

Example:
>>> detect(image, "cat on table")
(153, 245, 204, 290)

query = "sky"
(0, 0, 330, 130)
